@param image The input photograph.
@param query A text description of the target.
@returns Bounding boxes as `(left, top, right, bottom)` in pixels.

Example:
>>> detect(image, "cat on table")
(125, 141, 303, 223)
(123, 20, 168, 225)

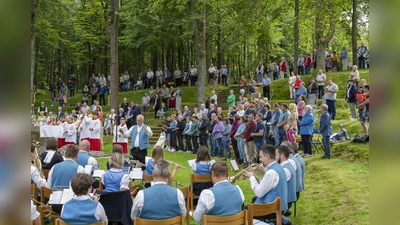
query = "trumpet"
(166, 160, 187, 169)
(229, 163, 263, 184)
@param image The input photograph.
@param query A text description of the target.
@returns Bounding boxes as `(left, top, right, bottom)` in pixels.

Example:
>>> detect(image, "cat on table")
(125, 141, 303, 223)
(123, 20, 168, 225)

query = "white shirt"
(193, 180, 244, 222)
(79, 116, 92, 139)
(249, 161, 279, 198)
(208, 67, 215, 74)
(288, 76, 296, 87)
(31, 200, 40, 220)
(316, 74, 326, 86)
(31, 165, 47, 189)
(190, 68, 197, 76)
(61, 195, 108, 223)
(131, 182, 186, 219)
(146, 71, 154, 79)
(237, 110, 245, 117)
(156, 70, 163, 77)
(90, 119, 101, 139)
(79, 150, 99, 170)
(280, 160, 292, 181)
(113, 124, 128, 143)
(101, 168, 130, 190)
(122, 124, 153, 148)
(46, 159, 85, 188)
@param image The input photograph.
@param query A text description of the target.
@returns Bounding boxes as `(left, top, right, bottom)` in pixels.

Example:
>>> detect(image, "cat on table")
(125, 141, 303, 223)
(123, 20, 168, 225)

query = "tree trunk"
(31, 0, 39, 96)
(315, 0, 336, 70)
(352, 0, 358, 67)
(109, 0, 120, 113)
(194, 2, 206, 106)
(294, 0, 300, 69)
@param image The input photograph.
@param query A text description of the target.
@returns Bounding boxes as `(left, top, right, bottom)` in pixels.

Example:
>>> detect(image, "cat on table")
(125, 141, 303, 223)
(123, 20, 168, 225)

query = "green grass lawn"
(34, 69, 369, 225)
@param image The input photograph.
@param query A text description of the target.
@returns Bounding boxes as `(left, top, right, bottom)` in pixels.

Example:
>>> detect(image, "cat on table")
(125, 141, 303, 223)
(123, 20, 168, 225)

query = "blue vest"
(130, 125, 150, 150)
(255, 162, 288, 211)
(289, 155, 303, 192)
(146, 159, 154, 175)
(52, 160, 79, 188)
(295, 154, 305, 191)
(195, 162, 211, 174)
(103, 170, 125, 192)
(139, 184, 181, 219)
(282, 162, 297, 203)
(207, 182, 242, 216)
(62, 198, 99, 224)
(77, 151, 90, 167)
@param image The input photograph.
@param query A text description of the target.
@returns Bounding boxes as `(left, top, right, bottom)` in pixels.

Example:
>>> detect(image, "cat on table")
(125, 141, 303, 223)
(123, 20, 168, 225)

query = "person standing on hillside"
(239, 76, 248, 93)
(341, 46, 348, 71)
(221, 65, 228, 86)
(358, 84, 369, 136)
(357, 42, 368, 69)
(318, 104, 332, 159)
(279, 57, 287, 79)
(315, 70, 326, 99)
(262, 73, 272, 100)
(304, 53, 313, 75)
(256, 61, 264, 84)
(227, 90, 236, 113)
(297, 54, 305, 75)
(325, 78, 338, 120)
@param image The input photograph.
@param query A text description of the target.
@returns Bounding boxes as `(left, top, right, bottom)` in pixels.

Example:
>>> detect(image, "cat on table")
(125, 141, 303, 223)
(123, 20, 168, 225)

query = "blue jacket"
(298, 111, 314, 135)
(295, 87, 307, 104)
(319, 111, 332, 136)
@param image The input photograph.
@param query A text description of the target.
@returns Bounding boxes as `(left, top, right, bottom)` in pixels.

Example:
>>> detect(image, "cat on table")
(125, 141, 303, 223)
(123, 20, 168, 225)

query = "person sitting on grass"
(61, 173, 108, 224)
(330, 124, 350, 143)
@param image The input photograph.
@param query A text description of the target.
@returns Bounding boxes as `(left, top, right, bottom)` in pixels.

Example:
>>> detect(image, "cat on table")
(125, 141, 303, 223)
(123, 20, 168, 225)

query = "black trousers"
(130, 147, 147, 164)
(199, 133, 208, 146)
(221, 75, 228, 85)
(230, 137, 240, 160)
(263, 86, 270, 100)
(301, 134, 312, 155)
(99, 94, 105, 106)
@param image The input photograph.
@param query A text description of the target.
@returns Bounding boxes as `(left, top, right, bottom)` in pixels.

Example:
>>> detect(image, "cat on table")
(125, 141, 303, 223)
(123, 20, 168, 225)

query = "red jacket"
(244, 121, 256, 141)
(305, 56, 313, 66)
(279, 61, 286, 72)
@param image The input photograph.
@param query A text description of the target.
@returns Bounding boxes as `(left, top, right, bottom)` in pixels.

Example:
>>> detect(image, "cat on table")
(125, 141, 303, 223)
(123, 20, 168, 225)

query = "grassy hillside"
(34, 69, 369, 225)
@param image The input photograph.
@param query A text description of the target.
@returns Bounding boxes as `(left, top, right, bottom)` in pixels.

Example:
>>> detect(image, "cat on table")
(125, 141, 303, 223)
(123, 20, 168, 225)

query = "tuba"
(229, 163, 262, 184)
(32, 140, 43, 175)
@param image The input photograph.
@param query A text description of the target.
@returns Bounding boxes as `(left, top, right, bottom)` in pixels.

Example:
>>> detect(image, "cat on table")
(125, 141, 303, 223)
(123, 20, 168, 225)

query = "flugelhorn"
(166, 160, 187, 169)
(32, 139, 43, 175)
(229, 163, 263, 184)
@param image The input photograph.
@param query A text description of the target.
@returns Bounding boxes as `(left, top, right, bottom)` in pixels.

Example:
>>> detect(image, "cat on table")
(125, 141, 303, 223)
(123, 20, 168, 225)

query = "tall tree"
(31, 0, 39, 98)
(315, 0, 336, 70)
(193, 1, 206, 106)
(352, 0, 358, 67)
(293, 0, 300, 69)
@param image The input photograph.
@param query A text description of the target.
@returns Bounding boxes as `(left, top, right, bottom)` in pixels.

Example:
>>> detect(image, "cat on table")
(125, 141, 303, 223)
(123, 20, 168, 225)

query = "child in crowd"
(61, 173, 108, 224)
(156, 102, 167, 119)
(189, 146, 215, 195)
(285, 124, 296, 143)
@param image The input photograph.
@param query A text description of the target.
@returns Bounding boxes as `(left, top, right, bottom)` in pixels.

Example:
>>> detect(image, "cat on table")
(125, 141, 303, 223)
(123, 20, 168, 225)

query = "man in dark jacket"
(319, 104, 332, 159)
(198, 112, 209, 146)
(206, 113, 217, 156)
(346, 79, 357, 120)
(207, 104, 216, 120)
(176, 116, 186, 152)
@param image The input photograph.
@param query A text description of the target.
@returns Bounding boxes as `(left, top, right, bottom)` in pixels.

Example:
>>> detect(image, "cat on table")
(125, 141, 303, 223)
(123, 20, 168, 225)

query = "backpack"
(352, 134, 369, 143)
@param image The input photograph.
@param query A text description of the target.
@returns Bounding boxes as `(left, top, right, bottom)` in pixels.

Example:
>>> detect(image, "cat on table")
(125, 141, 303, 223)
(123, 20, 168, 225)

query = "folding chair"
(55, 218, 106, 225)
(142, 174, 153, 186)
(134, 215, 184, 225)
(179, 187, 190, 225)
(247, 197, 282, 225)
(311, 129, 324, 155)
(188, 174, 212, 210)
(202, 210, 247, 225)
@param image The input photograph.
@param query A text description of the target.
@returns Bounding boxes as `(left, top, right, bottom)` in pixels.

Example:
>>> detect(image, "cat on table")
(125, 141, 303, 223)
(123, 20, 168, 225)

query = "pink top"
(297, 101, 305, 117)
(286, 129, 296, 143)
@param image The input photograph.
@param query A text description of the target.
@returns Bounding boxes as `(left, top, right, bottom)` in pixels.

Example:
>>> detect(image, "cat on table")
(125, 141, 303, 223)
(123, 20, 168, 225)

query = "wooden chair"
(202, 210, 247, 225)
(31, 183, 38, 205)
(42, 170, 50, 179)
(55, 218, 106, 225)
(39, 186, 62, 225)
(188, 174, 212, 210)
(134, 215, 184, 225)
(247, 197, 282, 225)
(179, 187, 190, 225)
(142, 174, 153, 186)
(98, 178, 104, 190)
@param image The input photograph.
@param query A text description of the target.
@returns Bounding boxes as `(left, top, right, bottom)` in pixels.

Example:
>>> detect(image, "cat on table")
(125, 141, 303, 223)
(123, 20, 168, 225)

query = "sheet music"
(187, 159, 196, 168)
(92, 170, 105, 177)
(145, 156, 151, 166)
(84, 165, 93, 175)
(253, 219, 273, 225)
(60, 189, 74, 204)
(129, 168, 143, 180)
(48, 191, 62, 204)
(230, 160, 239, 171)
(44, 151, 56, 163)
